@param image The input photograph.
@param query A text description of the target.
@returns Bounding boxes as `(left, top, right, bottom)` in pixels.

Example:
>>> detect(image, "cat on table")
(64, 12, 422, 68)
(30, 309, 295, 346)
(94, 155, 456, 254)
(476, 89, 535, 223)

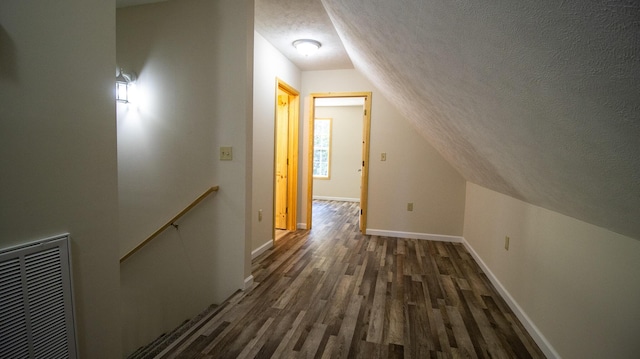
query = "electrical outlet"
(407, 203, 413, 211)
(381, 152, 387, 161)
(505, 236, 510, 250)
(258, 209, 263, 222)
(220, 146, 233, 160)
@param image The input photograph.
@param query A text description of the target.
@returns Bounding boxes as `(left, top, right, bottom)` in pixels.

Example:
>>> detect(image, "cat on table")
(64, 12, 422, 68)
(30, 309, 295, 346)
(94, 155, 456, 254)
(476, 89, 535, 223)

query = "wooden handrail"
(120, 186, 220, 263)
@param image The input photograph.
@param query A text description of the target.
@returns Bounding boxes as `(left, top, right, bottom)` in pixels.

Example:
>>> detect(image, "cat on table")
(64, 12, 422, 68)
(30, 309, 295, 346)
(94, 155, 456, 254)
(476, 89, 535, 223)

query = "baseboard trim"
(297, 223, 307, 230)
(365, 229, 463, 243)
(251, 240, 273, 260)
(313, 196, 360, 202)
(243, 275, 254, 291)
(461, 238, 560, 359)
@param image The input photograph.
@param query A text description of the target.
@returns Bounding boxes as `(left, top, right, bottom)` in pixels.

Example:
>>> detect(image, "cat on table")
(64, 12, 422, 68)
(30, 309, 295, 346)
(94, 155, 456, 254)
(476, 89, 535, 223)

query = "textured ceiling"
(319, 0, 640, 240)
(255, 0, 352, 70)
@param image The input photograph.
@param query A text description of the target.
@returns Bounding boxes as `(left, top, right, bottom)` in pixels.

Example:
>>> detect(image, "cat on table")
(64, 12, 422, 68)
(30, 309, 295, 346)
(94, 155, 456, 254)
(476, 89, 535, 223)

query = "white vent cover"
(0, 234, 77, 358)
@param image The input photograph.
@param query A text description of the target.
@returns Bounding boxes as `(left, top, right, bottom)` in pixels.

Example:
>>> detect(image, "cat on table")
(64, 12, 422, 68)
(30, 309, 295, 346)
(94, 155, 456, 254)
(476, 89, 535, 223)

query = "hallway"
(136, 200, 544, 358)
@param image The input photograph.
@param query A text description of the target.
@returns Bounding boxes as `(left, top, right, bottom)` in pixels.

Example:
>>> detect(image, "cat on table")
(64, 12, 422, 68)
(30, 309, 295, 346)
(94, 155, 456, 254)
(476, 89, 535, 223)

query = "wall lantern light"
(292, 39, 321, 56)
(116, 68, 136, 103)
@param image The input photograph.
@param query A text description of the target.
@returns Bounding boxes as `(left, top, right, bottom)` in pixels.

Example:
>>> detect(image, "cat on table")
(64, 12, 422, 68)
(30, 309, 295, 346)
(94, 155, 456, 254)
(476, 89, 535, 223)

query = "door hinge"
(364, 109, 367, 116)
(286, 207, 288, 214)
(362, 160, 365, 167)
(360, 209, 363, 215)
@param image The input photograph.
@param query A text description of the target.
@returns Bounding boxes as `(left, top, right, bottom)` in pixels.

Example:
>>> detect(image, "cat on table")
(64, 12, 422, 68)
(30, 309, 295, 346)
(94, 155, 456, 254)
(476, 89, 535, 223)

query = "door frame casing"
(306, 92, 372, 232)
(273, 79, 300, 234)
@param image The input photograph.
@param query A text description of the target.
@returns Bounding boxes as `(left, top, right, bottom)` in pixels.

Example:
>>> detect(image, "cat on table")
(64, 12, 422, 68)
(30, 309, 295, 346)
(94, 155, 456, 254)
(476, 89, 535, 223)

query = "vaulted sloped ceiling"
(318, 0, 640, 240)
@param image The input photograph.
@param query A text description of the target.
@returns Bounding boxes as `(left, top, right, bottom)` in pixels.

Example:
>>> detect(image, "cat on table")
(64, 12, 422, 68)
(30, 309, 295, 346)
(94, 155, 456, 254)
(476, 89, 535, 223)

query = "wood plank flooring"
(154, 200, 545, 358)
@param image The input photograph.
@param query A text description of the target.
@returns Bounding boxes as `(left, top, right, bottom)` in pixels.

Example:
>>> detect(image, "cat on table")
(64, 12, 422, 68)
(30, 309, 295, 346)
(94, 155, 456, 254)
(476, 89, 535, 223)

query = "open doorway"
(274, 79, 300, 240)
(306, 92, 372, 233)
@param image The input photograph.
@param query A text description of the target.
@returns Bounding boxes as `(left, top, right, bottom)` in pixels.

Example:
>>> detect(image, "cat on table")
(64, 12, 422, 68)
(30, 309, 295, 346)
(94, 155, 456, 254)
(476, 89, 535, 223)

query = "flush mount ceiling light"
(292, 39, 321, 56)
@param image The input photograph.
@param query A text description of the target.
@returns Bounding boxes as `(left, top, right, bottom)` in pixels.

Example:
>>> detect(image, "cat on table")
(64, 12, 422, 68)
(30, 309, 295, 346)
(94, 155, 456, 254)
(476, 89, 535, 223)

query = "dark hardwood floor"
(152, 200, 545, 358)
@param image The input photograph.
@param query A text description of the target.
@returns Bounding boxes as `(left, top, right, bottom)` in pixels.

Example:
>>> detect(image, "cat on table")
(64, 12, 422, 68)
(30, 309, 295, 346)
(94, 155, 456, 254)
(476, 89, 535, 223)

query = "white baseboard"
(243, 275, 254, 291)
(365, 229, 463, 243)
(297, 223, 307, 230)
(461, 238, 560, 359)
(312, 196, 360, 202)
(251, 240, 273, 260)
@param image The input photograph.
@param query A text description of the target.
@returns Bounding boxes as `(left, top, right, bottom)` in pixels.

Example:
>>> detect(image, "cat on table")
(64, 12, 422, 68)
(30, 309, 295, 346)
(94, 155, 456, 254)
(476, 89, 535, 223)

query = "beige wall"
(117, 0, 253, 355)
(252, 32, 301, 252)
(463, 182, 640, 359)
(0, 1, 121, 357)
(313, 106, 363, 201)
(301, 70, 466, 236)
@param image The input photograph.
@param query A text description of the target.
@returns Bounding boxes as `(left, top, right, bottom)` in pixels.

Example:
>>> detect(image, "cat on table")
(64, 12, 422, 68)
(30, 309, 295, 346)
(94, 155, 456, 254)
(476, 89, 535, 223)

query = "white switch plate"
(220, 146, 233, 160)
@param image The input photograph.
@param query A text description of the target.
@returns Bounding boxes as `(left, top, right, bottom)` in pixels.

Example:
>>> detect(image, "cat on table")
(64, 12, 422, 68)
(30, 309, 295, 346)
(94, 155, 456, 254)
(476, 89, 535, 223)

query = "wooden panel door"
(275, 88, 289, 229)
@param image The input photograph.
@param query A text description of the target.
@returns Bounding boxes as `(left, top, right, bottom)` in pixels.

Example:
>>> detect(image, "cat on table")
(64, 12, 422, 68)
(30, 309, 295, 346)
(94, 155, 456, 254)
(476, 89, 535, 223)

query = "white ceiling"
(257, 0, 640, 240)
(116, 0, 350, 69)
(255, 0, 352, 71)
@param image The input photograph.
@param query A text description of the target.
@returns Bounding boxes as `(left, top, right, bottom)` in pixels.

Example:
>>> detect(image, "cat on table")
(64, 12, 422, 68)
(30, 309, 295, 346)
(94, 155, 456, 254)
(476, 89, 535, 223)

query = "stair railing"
(120, 186, 219, 263)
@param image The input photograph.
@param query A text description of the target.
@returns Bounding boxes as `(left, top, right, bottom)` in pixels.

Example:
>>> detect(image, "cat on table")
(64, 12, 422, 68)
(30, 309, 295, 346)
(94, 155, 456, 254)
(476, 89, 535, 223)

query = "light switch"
(220, 146, 233, 160)
(381, 152, 387, 161)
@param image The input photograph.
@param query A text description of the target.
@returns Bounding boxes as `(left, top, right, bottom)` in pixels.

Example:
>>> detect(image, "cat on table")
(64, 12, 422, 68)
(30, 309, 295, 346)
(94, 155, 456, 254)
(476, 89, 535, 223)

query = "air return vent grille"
(0, 234, 77, 358)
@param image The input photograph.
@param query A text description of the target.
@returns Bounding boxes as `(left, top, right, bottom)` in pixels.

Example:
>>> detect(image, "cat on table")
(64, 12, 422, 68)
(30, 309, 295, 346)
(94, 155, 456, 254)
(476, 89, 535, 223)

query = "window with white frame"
(313, 118, 332, 179)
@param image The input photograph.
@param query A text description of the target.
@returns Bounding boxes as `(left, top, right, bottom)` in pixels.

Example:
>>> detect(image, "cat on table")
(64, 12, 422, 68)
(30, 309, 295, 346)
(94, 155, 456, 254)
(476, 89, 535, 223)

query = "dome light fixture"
(292, 39, 321, 56)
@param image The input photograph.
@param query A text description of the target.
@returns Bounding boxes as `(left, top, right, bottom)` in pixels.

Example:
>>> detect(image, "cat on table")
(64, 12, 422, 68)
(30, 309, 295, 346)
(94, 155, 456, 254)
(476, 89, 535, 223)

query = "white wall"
(463, 182, 640, 359)
(117, 0, 253, 355)
(252, 31, 301, 252)
(301, 70, 466, 236)
(313, 106, 363, 201)
(0, 1, 121, 357)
